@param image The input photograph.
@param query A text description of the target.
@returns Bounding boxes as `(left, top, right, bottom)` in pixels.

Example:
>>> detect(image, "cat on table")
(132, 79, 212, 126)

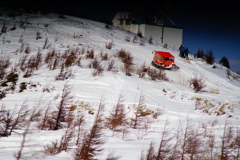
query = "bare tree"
(234, 126, 240, 159)
(106, 150, 121, 160)
(142, 141, 155, 160)
(0, 101, 30, 137)
(169, 123, 181, 160)
(44, 126, 74, 155)
(15, 97, 43, 160)
(131, 91, 145, 129)
(156, 119, 174, 160)
(179, 116, 194, 160)
(185, 125, 203, 160)
(74, 98, 106, 160)
(74, 112, 86, 146)
(220, 119, 235, 160)
(37, 101, 52, 130)
(105, 93, 128, 136)
(53, 82, 74, 130)
(205, 120, 218, 160)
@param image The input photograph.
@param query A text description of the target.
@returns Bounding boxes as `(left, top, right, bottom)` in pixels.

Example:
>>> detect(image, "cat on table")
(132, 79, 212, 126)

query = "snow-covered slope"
(0, 13, 240, 160)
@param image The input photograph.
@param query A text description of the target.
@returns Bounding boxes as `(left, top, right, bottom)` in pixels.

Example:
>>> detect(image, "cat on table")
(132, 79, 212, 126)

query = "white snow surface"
(0, 13, 240, 160)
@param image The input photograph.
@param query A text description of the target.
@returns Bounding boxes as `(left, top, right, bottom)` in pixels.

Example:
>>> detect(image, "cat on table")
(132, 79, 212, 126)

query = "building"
(112, 12, 183, 50)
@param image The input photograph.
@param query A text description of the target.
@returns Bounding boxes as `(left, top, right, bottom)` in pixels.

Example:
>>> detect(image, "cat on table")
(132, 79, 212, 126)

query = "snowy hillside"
(0, 12, 240, 160)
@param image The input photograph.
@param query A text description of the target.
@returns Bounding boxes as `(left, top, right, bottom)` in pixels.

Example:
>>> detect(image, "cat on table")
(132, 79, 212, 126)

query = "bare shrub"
(48, 58, 59, 71)
(18, 34, 24, 43)
(92, 67, 104, 77)
(73, 32, 82, 39)
(106, 150, 121, 160)
(116, 49, 133, 73)
(0, 90, 6, 99)
(89, 58, 100, 69)
(148, 36, 153, 44)
(26, 54, 40, 70)
(2, 37, 5, 44)
(19, 19, 30, 29)
(88, 58, 104, 76)
(64, 51, 77, 68)
(226, 69, 240, 81)
(1, 22, 7, 34)
(133, 35, 138, 43)
(55, 63, 73, 80)
(24, 44, 31, 53)
(147, 68, 167, 81)
(36, 31, 42, 40)
(137, 62, 149, 78)
(116, 49, 128, 59)
(44, 139, 60, 155)
(20, 42, 25, 53)
(44, 126, 74, 155)
(122, 53, 133, 66)
(43, 23, 49, 27)
(0, 56, 11, 79)
(1, 72, 18, 92)
(23, 68, 34, 78)
(104, 20, 113, 29)
(137, 31, 143, 38)
(18, 55, 28, 72)
(86, 49, 94, 59)
(0, 101, 30, 137)
(107, 60, 116, 71)
(140, 38, 145, 46)
(123, 64, 134, 76)
(124, 35, 131, 42)
(100, 52, 108, 61)
(106, 40, 114, 49)
(45, 49, 58, 64)
(163, 43, 168, 48)
(43, 37, 49, 49)
(189, 76, 207, 92)
(35, 51, 42, 70)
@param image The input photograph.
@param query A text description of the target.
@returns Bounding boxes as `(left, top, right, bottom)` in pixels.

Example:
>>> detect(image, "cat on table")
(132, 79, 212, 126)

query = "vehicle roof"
(154, 51, 175, 58)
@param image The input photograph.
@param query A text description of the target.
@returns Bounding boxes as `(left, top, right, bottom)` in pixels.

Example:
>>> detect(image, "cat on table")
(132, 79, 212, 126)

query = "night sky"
(2, 0, 240, 72)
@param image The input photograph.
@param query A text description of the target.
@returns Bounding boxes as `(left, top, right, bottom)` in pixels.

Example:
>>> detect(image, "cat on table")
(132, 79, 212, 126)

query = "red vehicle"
(152, 51, 178, 70)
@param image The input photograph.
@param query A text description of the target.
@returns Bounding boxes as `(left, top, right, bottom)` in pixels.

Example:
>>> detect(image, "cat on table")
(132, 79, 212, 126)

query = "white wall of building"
(130, 24, 139, 34)
(163, 27, 183, 50)
(144, 24, 163, 43)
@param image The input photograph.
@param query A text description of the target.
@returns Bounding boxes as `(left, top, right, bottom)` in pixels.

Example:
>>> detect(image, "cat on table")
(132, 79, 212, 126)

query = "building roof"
(155, 51, 175, 58)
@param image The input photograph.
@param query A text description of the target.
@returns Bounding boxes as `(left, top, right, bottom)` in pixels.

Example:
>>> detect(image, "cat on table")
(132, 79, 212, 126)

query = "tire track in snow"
(106, 73, 126, 110)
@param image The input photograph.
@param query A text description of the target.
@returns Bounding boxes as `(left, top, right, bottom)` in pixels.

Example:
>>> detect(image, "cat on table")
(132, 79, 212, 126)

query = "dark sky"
(2, 0, 240, 72)
(170, 1, 240, 72)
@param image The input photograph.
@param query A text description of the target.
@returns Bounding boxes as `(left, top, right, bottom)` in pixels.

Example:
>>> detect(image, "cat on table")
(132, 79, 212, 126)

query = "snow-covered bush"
(105, 40, 114, 49)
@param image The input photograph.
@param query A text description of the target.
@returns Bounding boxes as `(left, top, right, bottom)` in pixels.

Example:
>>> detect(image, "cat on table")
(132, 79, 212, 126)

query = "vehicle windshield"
(164, 57, 174, 61)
